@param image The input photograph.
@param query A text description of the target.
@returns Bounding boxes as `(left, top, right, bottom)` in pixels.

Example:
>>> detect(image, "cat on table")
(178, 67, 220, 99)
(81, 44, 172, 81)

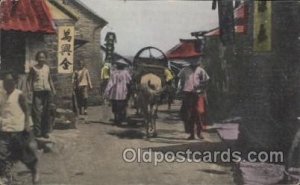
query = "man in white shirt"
(178, 60, 210, 140)
(0, 73, 39, 184)
(27, 51, 56, 138)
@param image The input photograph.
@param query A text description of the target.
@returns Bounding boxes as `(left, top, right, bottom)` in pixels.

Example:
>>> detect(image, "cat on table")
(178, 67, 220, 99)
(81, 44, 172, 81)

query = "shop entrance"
(0, 31, 26, 74)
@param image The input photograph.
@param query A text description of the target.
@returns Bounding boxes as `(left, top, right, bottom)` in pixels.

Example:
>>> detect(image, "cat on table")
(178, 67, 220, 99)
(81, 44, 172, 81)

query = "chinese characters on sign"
(253, 1, 272, 52)
(104, 32, 117, 63)
(58, 26, 74, 73)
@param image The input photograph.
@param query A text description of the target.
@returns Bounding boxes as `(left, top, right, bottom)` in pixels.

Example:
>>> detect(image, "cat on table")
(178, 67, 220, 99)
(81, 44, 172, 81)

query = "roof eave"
(73, 0, 108, 27)
(48, 0, 79, 21)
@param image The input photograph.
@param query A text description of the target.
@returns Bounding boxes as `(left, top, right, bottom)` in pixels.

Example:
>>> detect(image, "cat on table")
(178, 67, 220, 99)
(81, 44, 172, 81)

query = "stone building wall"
(60, 0, 106, 104)
(26, 1, 107, 108)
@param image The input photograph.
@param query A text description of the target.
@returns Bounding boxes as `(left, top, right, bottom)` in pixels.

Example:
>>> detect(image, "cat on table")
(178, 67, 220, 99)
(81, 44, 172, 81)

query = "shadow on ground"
(198, 169, 229, 175)
(108, 129, 145, 139)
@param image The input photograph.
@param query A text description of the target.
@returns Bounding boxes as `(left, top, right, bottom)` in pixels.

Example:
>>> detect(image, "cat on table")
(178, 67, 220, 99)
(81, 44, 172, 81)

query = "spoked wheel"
(133, 46, 168, 67)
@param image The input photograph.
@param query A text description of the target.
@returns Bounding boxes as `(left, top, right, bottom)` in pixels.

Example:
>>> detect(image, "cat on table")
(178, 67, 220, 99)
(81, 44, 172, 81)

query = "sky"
(82, 0, 219, 56)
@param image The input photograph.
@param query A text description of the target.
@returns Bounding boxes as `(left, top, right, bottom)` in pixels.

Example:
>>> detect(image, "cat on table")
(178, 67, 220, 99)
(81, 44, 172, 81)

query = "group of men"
(0, 52, 100, 184)
(0, 51, 209, 184)
(0, 50, 56, 184)
(101, 58, 210, 140)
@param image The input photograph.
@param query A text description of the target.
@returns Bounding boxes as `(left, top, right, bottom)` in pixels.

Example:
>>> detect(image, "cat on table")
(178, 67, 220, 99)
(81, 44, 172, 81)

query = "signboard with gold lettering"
(58, 26, 74, 73)
(253, 1, 272, 52)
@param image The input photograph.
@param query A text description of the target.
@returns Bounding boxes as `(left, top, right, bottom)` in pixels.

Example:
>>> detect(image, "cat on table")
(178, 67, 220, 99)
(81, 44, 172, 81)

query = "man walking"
(100, 63, 111, 95)
(178, 60, 209, 140)
(104, 59, 131, 125)
(0, 74, 39, 184)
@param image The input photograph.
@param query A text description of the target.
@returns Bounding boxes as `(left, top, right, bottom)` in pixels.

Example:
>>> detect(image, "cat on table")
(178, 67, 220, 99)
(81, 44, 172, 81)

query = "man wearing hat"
(0, 73, 39, 184)
(104, 59, 131, 125)
(178, 59, 210, 140)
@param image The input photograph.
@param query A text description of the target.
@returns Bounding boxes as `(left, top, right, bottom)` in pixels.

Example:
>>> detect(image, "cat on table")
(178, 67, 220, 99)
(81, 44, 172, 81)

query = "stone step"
(235, 162, 300, 185)
(214, 123, 239, 141)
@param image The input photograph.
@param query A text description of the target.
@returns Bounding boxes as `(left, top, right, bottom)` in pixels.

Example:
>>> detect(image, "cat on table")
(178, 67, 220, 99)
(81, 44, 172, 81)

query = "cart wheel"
(133, 46, 168, 67)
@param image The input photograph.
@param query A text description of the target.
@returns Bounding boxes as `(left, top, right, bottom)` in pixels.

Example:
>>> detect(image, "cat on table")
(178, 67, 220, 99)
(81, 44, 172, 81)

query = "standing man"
(178, 60, 209, 140)
(27, 51, 56, 138)
(100, 63, 111, 103)
(104, 59, 131, 125)
(164, 68, 175, 110)
(73, 60, 93, 115)
(0, 74, 39, 184)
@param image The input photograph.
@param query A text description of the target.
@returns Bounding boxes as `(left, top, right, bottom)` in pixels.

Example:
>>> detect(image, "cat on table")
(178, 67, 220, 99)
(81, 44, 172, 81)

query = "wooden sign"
(58, 26, 75, 73)
(253, 1, 272, 52)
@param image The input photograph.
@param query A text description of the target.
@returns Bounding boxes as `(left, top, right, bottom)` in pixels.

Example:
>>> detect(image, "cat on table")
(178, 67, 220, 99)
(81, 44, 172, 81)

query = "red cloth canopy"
(205, 3, 248, 37)
(0, 0, 56, 33)
(166, 39, 202, 60)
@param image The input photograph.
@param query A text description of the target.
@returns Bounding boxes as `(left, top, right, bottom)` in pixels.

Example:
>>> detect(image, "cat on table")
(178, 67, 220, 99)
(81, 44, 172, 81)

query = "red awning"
(0, 0, 56, 33)
(234, 3, 247, 20)
(167, 39, 202, 60)
(205, 3, 248, 37)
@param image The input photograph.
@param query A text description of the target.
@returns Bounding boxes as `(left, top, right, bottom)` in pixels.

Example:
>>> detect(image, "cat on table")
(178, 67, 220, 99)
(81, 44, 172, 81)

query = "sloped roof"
(166, 39, 202, 60)
(48, 0, 79, 21)
(72, 0, 107, 26)
(0, 0, 56, 33)
(101, 45, 132, 65)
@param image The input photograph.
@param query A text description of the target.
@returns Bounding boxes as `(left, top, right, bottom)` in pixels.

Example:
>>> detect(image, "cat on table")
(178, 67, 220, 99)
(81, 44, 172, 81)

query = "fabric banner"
(253, 1, 272, 52)
(58, 26, 75, 73)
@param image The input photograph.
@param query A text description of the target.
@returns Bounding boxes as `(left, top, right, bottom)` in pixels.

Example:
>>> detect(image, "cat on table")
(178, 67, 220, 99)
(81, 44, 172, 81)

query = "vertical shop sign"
(253, 1, 272, 52)
(58, 26, 74, 73)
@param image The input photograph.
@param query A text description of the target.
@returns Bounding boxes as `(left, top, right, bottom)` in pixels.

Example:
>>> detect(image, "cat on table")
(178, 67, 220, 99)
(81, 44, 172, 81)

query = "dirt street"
(12, 102, 235, 185)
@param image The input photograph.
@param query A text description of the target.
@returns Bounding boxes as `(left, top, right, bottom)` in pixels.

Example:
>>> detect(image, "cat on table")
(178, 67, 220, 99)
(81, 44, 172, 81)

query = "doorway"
(0, 31, 26, 74)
